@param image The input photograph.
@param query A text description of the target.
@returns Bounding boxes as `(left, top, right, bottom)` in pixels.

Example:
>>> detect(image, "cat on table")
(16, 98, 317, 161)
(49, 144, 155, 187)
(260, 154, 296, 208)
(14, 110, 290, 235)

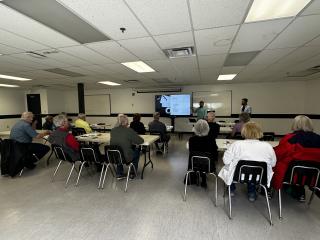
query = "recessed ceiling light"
(98, 81, 121, 86)
(121, 61, 155, 73)
(245, 0, 312, 23)
(0, 83, 19, 88)
(0, 74, 31, 81)
(217, 74, 237, 81)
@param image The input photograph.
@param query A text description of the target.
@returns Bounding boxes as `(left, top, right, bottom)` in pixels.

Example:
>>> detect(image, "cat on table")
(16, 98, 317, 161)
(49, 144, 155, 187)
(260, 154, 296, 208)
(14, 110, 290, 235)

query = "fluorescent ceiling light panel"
(121, 61, 155, 73)
(245, 0, 312, 22)
(0, 83, 19, 88)
(217, 74, 237, 81)
(98, 81, 121, 86)
(0, 74, 31, 81)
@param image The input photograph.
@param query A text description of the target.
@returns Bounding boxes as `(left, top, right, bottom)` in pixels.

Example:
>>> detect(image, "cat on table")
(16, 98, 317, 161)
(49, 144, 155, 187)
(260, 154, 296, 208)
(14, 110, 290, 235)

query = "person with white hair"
(187, 119, 218, 188)
(110, 114, 144, 179)
(207, 111, 220, 139)
(74, 113, 92, 133)
(48, 114, 80, 161)
(10, 112, 50, 168)
(273, 115, 320, 202)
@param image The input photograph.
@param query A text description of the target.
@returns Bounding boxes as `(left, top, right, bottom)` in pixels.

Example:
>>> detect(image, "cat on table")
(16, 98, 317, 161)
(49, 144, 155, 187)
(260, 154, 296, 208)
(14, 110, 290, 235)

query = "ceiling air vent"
(25, 51, 47, 59)
(164, 47, 194, 58)
(153, 78, 172, 84)
(123, 80, 139, 83)
(44, 68, 85, 77)
(135, 87, 181, 93)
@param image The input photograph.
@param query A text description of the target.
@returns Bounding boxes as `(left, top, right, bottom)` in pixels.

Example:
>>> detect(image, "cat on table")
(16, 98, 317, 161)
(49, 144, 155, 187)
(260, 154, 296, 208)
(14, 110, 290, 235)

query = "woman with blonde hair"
(219, 122, 276, 202)
(273, 115, 320, 201)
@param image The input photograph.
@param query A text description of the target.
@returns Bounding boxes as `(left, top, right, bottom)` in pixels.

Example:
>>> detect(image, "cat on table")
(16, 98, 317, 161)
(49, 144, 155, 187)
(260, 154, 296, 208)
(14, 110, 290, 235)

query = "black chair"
(278, 160, 320, 219)
(51, 144, 79, 187)
(72, 127, 86, 136)
(225, 160, 272, 225)
(78, 146, 104, 187)
(102, 145, 137, 192)
(150, 132, 168, 155)
(232, 132, 244, 140)
(184, 154, 217, 205)
(262, 132, 275, 141)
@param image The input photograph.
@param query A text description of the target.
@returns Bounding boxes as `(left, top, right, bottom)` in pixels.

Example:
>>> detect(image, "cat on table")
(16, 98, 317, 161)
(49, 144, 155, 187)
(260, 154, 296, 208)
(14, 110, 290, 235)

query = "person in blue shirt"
(10, 112, 50, 169)
(195, 100, 208, 120)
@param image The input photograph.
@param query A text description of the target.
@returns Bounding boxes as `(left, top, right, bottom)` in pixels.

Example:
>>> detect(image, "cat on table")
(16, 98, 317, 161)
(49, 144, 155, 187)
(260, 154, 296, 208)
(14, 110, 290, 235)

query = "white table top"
(219, 127, 232, 134)
(216, 138, 279, 151)
(76, 132, 159, 146)
(217, 122, 236, 127)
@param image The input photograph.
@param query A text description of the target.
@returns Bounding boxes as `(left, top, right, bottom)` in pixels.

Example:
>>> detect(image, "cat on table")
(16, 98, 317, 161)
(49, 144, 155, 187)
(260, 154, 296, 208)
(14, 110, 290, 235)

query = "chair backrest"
(150, 131, 163, 142)
(104, 145, 125, 165)
(233, 160, 268, 185)
(72, 127, 86, 136)
(80, 147, 100, 164)
(52, 144, 69, 161)
(284, 160, 320, 188)
(233, 133, 244, 140)
(261, 132, 275, 141)
(191, 155, 211, 173)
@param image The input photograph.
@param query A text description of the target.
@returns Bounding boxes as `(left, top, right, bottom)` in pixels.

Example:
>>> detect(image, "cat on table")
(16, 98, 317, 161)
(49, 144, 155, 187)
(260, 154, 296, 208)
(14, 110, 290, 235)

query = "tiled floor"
(0, 137, 319, 240)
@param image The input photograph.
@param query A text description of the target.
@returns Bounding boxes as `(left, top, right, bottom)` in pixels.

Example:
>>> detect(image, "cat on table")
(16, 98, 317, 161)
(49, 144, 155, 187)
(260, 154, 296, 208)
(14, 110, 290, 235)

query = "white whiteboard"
(193, 90, 232, 116)
(85, 94, 111, 115)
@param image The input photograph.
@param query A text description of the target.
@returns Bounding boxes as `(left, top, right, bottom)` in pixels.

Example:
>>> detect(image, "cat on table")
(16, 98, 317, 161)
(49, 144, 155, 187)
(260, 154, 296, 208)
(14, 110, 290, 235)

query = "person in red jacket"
(273, 115, 320, 201)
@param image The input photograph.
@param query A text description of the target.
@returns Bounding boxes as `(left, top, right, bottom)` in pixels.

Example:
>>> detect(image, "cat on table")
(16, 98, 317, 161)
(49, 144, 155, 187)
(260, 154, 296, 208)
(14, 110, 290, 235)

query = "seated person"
(10, 112, 50, 169)
(273, 115, 320, 202)
(218, 122, 276, 202)
(42, 115, 55, 131)
(187, 119, 218, 188)
(230, 112, 250, 138)
(48, 114, 80, 162)
(74, 113, 92, 133)
(130, 113, 146, 135)
(207, 111, 220, 139)
(148, 112, 170, 150)
(110, 114, 144, 179)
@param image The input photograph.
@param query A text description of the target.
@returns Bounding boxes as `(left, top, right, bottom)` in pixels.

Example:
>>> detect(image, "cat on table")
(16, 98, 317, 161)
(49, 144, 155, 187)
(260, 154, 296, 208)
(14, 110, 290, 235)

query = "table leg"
(141, 145, 153, 179)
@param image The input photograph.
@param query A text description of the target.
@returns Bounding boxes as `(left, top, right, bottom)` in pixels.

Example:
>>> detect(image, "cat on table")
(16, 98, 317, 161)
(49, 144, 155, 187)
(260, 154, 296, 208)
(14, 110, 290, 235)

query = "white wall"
(47, 89, 69, 114)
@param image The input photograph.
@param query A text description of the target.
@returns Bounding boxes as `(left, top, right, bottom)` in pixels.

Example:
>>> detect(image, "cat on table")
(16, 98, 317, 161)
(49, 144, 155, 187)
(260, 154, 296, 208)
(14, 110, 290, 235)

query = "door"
(27, 94, 42, 129)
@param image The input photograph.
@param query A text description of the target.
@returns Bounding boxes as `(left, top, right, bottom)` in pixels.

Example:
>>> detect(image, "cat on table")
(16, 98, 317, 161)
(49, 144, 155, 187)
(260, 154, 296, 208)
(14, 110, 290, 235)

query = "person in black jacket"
(42, 115, 55, 130)
(130, 113, 146, 135)
(207, 111, 220, 139)
(187, 119, 218, 188)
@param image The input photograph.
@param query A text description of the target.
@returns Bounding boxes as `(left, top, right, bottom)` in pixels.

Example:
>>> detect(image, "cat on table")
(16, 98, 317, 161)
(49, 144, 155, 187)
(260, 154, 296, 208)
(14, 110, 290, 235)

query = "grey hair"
(291, 115, 314, 132)
(21, 112, 33, 120)
(153, 112, 160, 120)
(53, 114, 68, 127)
(78, 113, 86, 120)
(115, 114, 128, 127)
(193, 119, 210, 136)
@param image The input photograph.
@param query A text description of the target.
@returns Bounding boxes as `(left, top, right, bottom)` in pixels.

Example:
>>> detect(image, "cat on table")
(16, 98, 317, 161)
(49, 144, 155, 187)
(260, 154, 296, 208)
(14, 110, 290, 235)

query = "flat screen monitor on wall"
(155, 94, 192, 116)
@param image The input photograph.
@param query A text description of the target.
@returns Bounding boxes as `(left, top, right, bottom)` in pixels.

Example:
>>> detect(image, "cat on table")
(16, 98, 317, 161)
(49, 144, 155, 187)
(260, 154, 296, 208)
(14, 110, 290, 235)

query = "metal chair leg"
(19, 168, 24, 177)
(209, 173, 218, 207)
(228, 185, 232, 219)
(52, 160, 62, 181)
(184, 171, 191, 201)
(98, 164, 106, 189)
(75, 162, 86, 186)
(279, 189, 282, 219)
(101, 163, 110, 189)
(261, 185, 273, 225)
(65, 163, 75, 187)
(125, 164, 132, 192)
(308, 189, 316, 206)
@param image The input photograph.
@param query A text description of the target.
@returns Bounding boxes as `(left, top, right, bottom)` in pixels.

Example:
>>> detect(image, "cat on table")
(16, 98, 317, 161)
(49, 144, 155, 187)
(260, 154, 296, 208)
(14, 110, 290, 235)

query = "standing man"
(195, 100, 208, 120)
(241, 98, 252, 115)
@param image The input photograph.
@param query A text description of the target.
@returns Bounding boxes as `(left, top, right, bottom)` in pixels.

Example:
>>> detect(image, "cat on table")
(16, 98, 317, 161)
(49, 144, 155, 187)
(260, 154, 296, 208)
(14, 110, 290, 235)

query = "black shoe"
(299, 195, 306, 203)
(129, 173, 136, 180)
(25, 163, 36, 170)
(201, 181, 207, 188)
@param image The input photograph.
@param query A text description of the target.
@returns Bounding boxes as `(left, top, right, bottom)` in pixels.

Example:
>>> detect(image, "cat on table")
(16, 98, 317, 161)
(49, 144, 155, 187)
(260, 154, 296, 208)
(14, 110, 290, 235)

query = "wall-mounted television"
(155, 94, 192, 116)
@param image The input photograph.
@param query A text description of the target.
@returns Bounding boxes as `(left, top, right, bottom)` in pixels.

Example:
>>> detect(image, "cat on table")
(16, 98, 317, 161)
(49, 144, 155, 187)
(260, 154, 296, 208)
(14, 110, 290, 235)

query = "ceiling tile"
(119, 37, 166, 60)
(231, 19, 292, 52)
(198, 54, 226, 69)
(190, 0, 251, 30)
(301, 0, 320, 15)
(249, 48, 296, 65)
(58, 0, 149, 40)
(86, 41, 138, 63)
(125, 0, 190, 35)
(154, 32, 194, 50)
(46, 51, 92, 67)
(276, 46, 320, 66)
(267, 15, 320, 49)
(0, 43, 24, 55)
(0, 55, 50, 69)
(200, 68, 220, 82)
(195, 25, 239, 55)
(0, 4, 78, 48)
(59, 45, 115, 65)
(306, 34, 320, 46)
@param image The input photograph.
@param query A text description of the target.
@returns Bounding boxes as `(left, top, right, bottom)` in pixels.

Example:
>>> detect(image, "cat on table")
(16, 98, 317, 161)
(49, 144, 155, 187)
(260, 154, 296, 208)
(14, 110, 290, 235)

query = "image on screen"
(155, 94, 191, 116)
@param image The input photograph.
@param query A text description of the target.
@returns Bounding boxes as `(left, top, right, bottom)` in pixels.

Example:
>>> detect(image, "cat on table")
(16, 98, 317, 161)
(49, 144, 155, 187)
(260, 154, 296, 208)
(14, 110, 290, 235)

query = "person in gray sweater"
(110, 114, 144, 179)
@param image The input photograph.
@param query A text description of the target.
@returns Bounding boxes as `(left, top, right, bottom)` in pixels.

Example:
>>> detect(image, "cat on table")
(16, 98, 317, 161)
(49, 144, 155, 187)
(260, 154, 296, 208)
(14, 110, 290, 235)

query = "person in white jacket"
(218, 122, 276, 202)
